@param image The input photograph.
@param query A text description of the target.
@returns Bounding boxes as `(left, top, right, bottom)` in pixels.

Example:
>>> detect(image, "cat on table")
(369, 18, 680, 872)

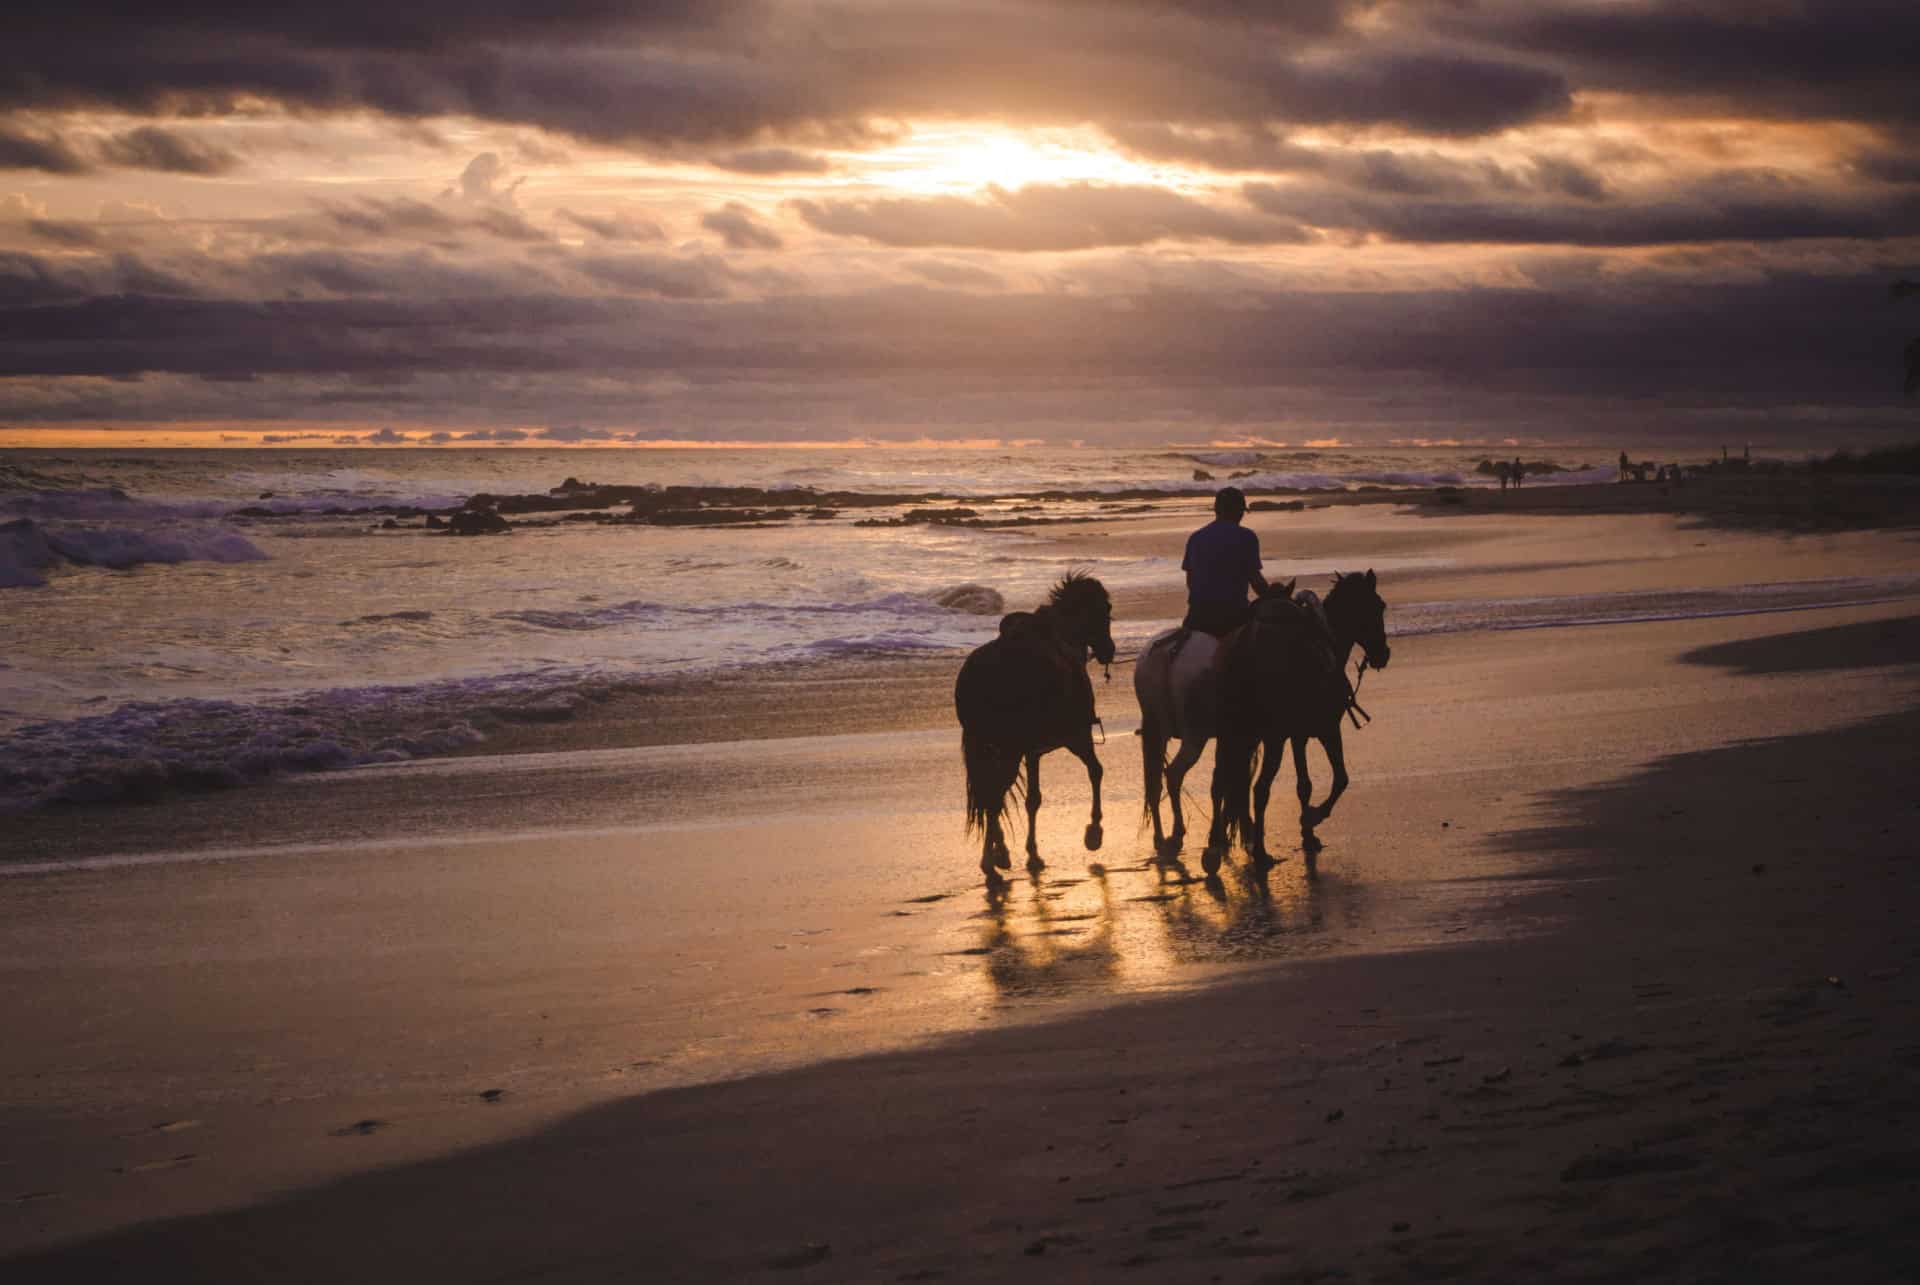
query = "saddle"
(1247, 589, 1354, 709)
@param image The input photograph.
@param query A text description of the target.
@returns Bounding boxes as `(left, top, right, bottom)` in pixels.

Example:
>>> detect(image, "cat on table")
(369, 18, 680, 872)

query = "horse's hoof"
(1301, 832, 1324, 857)
(1026, 854, 1045, 874)
(992, 846, 1012, 870)
(1083, 823, 1103, 852)
(1201, 845, 1223, 876)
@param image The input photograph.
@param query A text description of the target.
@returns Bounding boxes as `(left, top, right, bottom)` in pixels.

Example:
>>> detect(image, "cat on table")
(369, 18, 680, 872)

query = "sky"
(2, 0, 1917, 447)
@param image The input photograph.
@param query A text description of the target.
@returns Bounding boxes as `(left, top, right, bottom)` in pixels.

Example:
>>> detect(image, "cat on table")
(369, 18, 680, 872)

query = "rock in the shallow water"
(1193, 469, 1214, 481)
(930, 583, 1005, 614)
(448, 510, 512, 536)
(425, 514, 446, 529)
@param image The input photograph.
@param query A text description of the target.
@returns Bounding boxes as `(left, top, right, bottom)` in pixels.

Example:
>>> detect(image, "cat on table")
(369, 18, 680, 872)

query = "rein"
(1346, 655, 1372, 729)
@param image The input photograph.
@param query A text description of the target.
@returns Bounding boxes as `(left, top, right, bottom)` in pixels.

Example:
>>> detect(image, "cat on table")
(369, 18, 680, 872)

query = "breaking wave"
(0, 672, 652, 815)
(1, 517, 268, 588)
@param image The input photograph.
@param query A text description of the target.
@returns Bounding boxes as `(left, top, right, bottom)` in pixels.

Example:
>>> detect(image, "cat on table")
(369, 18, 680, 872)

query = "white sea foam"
(0, 517, 268, 587)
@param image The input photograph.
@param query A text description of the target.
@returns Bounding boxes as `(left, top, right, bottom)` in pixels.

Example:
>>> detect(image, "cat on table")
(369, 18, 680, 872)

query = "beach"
(5, 487, 1920, 1281)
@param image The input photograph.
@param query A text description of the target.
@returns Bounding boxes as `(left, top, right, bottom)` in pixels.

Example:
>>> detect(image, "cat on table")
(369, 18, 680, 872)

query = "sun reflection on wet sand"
(936, 831, 1392, 1019)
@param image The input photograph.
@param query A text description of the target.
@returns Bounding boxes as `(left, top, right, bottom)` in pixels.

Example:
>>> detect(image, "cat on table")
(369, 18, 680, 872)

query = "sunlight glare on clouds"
(849, 124, 1206, 195)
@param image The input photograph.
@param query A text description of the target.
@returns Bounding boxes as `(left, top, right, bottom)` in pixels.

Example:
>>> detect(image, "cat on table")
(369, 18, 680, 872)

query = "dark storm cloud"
(316, 197, 550, 244)
(96, 126, 242, 175)
(537, 424, 618, 442)
(1244, 173, 1920, 247)
(28, 220, 106, 248)
(1420, 0, 1920, 129)
(0, 251, 92, 306)
(708, 147, 832, 176)
(558, 209, 667, 242)
(1, 269, 1900, 415)
(793, 184, 1310, 251)
(0, 2, 1570, 144)
(1852, 143, 1920, 187)
(574, 252, 743, 299)
(0, 125, 90, 173)
(701, 202, 782, 251)
(901, 259, 1006, 290)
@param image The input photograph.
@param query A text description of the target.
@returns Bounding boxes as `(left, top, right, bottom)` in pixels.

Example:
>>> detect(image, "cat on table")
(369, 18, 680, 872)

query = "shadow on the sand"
(1678, 613, 1920, 676)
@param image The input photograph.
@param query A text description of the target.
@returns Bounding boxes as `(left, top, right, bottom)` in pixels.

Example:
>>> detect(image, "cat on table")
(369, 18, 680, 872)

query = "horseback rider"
(1181, 486, 1268, 637)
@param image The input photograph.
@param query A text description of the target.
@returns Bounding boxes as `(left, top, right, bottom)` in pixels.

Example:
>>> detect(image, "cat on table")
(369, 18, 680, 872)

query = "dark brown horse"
(1204, 571, 1391, 872)
(954, 571, 1116, 881)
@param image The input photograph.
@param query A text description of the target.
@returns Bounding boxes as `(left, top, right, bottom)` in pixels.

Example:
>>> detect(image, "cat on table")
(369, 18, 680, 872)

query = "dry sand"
(4, 495, 1920, 1282)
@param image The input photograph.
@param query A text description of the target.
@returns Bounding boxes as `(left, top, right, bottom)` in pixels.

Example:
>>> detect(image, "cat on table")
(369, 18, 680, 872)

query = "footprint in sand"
(116, 1154, 197, 1174)
(330, 1119, 389, 1137)
(905, 893, 952, 904)
(807, 1007, 841, 1018)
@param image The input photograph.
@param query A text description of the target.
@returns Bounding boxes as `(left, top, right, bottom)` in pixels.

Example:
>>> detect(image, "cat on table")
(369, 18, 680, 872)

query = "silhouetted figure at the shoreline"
(1619, 450, 1630, 482)
(1510, 457, 1524, 488)
(1496, 460, 1512, 490)
(1181, 487, 1267, 637)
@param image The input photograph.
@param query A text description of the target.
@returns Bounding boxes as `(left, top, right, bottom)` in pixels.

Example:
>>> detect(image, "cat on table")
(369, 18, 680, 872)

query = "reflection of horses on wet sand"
(1206, 571, 1392, 871)
(954, 571, 1117, 883)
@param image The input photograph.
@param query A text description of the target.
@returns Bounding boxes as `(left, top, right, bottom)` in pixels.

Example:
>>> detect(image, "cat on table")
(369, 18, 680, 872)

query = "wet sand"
(5, 502, 1920, 1280)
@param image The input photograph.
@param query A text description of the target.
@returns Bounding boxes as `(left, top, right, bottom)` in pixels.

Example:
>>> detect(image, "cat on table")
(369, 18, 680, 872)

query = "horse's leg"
(1161, 737, 1207, 857)
(1141, 724, 1168, 854)
(982, 811, 1009, 876)
(1068, 737, 1103, 852)
(1250, 735, 1285, 867)
(1023, 752, 1044, 872)
(1305, 725, 1350, 830)
(1202, 733, 1245, 875)
(979, 749, 1015, 876)
(1292, 733, 1315, 840)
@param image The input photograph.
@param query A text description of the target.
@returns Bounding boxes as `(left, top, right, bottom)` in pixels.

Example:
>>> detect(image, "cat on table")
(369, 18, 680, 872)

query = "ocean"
(3, 441, 1910, 817)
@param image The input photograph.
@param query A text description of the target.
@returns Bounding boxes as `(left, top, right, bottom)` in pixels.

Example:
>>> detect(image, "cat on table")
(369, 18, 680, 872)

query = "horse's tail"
(1139, 719, 1168, 821)
(1213, 733, 1260, 846)
(961, 727, 1020, 835)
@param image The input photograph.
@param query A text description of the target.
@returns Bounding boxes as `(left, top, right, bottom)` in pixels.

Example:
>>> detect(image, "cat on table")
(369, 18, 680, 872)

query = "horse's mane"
(1047, 568, 1106, 610)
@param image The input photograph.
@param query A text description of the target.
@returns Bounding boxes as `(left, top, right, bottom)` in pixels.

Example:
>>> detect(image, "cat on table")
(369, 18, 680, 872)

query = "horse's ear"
(1365, 569, 1376, 588)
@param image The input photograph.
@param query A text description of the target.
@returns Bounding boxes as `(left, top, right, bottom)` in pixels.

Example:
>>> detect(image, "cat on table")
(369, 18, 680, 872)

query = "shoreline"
(8, 490, 1920, 840)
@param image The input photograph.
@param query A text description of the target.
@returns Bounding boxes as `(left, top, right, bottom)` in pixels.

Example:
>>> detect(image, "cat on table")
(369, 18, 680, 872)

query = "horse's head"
(1048, 569, 1116, 666)
(1327, 569, 1390, 670)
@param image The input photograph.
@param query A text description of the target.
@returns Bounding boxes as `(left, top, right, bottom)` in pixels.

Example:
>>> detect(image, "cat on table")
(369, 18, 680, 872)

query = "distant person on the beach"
(1511, 457, 1524, 489)
(1619, 450, 1630, 482)
(1181, 486, 1267, 637)
(1496, 460, 1511, 490)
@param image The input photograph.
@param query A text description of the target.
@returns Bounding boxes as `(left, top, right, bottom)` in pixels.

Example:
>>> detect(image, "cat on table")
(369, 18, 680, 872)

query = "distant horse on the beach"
(1204, 571, 1391, 871)
(954, 571, 1116, 881)
(1133, 579, 1294, 859)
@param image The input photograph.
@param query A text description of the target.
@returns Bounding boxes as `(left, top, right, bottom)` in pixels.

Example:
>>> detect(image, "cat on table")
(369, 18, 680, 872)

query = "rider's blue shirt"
(1182, 520, 1262, 606)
